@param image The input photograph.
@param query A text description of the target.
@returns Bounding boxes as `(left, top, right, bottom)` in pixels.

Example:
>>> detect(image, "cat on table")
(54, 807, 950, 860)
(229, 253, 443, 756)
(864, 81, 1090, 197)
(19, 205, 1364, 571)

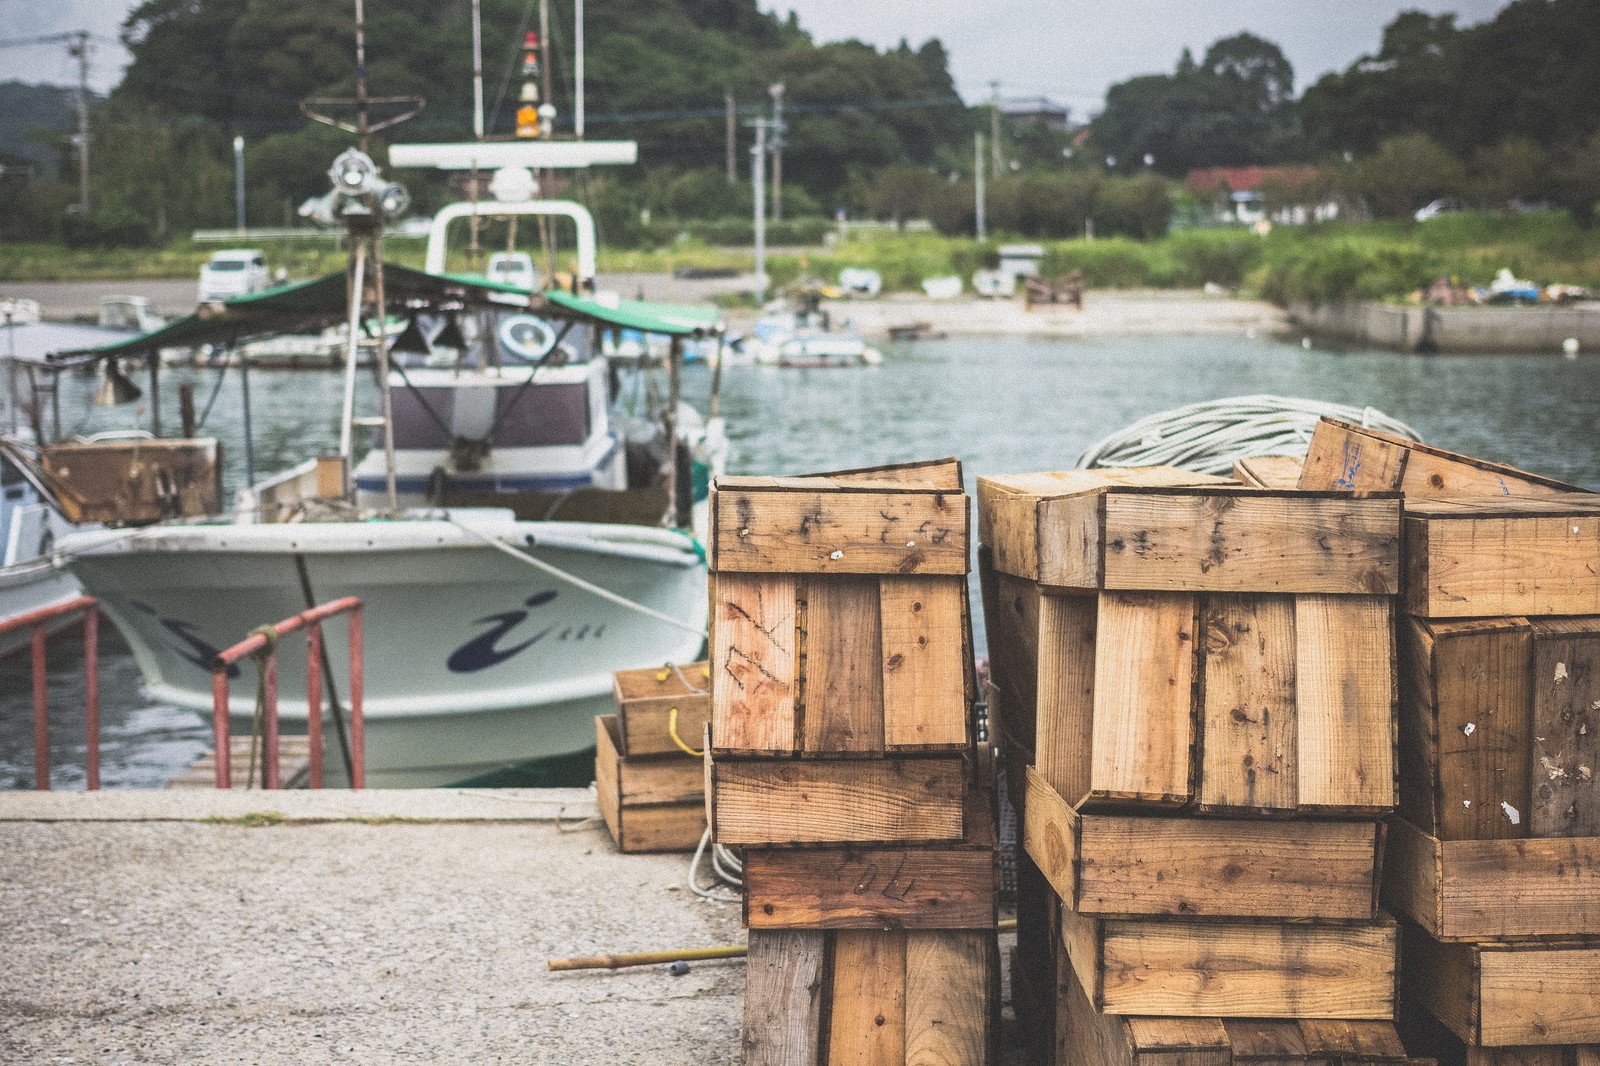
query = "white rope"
(444, 516, 707, 636)
(688, 826, 743, 903)
(1076, 395, 1421, 476)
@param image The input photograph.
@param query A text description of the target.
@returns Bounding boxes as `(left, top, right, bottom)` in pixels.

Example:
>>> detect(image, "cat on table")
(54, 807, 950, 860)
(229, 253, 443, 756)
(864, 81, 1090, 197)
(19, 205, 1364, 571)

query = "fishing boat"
(40, 147, 725, 787)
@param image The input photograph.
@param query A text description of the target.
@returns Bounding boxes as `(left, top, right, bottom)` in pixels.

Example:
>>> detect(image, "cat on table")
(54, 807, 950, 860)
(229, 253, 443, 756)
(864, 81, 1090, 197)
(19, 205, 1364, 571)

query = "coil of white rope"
(1076, 395, 1421, 476)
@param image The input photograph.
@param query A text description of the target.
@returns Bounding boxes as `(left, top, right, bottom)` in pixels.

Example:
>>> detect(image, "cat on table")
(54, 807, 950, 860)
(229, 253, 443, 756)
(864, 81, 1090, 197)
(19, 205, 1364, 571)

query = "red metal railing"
(211, 596, 364, 790)
(0, 595, 101, 791)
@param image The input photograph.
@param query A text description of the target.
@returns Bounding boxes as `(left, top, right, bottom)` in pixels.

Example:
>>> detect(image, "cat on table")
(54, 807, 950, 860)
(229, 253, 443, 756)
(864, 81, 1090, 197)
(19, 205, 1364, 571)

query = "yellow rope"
(667, 705, 703, 757)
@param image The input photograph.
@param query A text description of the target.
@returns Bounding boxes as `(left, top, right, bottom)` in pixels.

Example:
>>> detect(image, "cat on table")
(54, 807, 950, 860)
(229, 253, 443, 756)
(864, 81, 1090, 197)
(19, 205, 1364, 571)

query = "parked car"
(1413, 198, 1465, 222)
(198, 249, 270, 303)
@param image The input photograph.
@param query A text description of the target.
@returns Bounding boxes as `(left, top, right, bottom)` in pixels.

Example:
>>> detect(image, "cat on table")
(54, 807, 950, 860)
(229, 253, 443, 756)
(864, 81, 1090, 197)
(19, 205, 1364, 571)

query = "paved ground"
(0, 789, 747, 1065)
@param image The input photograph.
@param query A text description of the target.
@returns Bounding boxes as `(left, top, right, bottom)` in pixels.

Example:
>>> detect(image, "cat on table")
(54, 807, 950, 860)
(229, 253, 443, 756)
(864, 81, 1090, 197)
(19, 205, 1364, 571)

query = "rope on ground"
(443, 516, 706, 637)
(688, 827, 743, 903)
(1075, 395, 1422, 476)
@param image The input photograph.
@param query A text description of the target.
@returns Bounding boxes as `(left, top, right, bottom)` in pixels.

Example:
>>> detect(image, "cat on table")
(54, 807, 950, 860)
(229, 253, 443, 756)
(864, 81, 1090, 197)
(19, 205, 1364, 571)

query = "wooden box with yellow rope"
(611, 661, 712, 758)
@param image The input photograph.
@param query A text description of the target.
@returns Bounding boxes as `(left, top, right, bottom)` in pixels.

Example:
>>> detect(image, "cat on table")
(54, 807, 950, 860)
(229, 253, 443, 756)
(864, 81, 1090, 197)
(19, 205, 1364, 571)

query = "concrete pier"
(0, 789, 745, 1064)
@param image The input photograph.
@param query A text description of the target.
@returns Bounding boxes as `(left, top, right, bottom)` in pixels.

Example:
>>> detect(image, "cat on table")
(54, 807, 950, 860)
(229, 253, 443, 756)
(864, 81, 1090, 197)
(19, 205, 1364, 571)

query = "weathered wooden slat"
(1099, 492, 1400, 595)
(613, 661, 711, 758)
(803, 456, 964, 491)
(982, 562, 1042, 759)
(1382, 817, 1600, 940)
(713, 486, 968, 575)
(827, 929, 906, 1066)
(710, 755, 966, 846)
(1058, 953, 1233, 1066)
(594, 715, 621, 843)
(1035, 591, 1097, 805)
(880, 575, 969, 749)
(1404, 502, 1600, 618)
(904, 931, 990, 1066)
(1199, 594, 1299, 813)
(1024, 765, 1380, 921)
(743, 929, 827, 1066)
(1405, 931, 1600, 1046)
(801, 575, 886, 753)
(1063, 907, 1398, 1019)
(1295, 1019, 1409, 1061)
(1295, 595, 1396, 813)
(711, 573, 797, 755)
(1088, 592, 1197, 806)
(594, 716, 707, 853)
(1224, 1020, 1311, 1066)
(1529, 619, 1600, 837)
(1296, 417, 1583, 499)
(1232, 455, 1306, 491)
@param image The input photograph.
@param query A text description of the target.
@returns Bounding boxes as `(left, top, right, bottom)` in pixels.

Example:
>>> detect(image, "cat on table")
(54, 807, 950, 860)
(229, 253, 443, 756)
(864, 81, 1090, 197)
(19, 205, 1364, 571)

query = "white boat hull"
(0, 559, 83, 658)
(60, 514, 707, 787)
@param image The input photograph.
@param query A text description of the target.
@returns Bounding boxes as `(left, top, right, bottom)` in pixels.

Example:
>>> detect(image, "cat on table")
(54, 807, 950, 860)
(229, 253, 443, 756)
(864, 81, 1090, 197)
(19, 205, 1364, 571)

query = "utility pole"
(69, 31, 89, 214)
(539, 0, 553, 126)
(974, 132, 987, 241)
(725, 92, 736, 184)
(233, 135, 246, 233)
(988, 80, 1002, 178)
(471, 0, 484, 139)
(769, 83, 784, 222)
(574, 0, 585, 137)
(751, 120, 768, 304)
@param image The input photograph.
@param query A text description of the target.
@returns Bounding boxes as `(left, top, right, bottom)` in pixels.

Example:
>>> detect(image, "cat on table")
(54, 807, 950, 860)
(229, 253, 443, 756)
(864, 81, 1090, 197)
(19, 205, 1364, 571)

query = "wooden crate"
(711, 570, 975, 757)
(1399, 616, 1599, 839)
(1384, 818, 1600, 941)
(1009, 586, 1396, 816)
(742, 783, 997, 930)
(1060, 906, 1399, 1020)
(1023, 766, 1383, 921)
(1297, 418, 1583, 499)
(1233, 455, 1306, 490)
(1058, 957, 1422, 1066)
(1401, 925, 1600, 1047)
(743, 927, 997, 1066)
(1403, 498, 1600, 619)
(976, 470, 1400, 594)
(612, 661, 712, 757)
(707, 747, 967, 847)
(593, 716, 705, 853)
(1399, 1000, 1599, 1066)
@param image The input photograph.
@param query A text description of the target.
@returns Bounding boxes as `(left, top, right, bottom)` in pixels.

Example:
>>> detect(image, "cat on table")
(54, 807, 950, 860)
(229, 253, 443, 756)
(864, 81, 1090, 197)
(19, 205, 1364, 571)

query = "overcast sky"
(4, 0, 1508, 115)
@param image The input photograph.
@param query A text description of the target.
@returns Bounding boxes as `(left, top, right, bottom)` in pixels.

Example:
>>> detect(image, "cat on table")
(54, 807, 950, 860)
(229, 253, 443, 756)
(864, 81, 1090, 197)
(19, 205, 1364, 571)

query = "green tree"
(1354, 133, 1465, 218)
(862, 162, 941, 229)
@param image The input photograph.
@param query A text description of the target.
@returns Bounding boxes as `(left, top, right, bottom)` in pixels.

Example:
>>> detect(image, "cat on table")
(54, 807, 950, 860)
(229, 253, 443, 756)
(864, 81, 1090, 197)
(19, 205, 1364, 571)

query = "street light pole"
(975, 132, 987, 241)
(752, 120, 767, 304)
(769, 82, 784, 222)
(233, 135, 246, 233)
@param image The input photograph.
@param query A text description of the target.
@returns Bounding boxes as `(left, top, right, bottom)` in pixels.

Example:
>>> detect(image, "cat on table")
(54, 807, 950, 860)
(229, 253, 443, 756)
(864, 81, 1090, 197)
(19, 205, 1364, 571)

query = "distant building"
(1000, 96, 1069, 132)
(1185, 166, 1340, 225)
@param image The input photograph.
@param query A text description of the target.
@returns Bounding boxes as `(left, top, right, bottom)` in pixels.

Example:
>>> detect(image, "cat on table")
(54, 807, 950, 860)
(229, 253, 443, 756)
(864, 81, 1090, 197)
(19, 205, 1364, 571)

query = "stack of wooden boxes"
(979, 466, 1414, 1066)
(1298, 419, 1600, 1066)
(704, 458, 1001, 1066)
(595, 661, 710, 853)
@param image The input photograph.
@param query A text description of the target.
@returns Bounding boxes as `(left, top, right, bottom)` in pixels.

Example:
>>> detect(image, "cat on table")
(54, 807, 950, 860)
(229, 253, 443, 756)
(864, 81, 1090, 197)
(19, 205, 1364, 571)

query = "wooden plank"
(1098, 492, 1400, 595)
(1224, 1020, 1311, 1066)
(904, 931, 990, 1066)
(595, 715, 621, 845)
(1199, 594, 1299, 813)
(985, 566, 1042, 758)
(712, 487, 968, 575)
(1295, 595, 1396, 813)
(801, 576, 886, 754)
(1295, 1020, 1408, 1061)
(710, 756, 966, 846)
(1088, 592, 1197, 806)
(880, 576, 969, 749)
(1478, 944, 1600, 1045)
(613, 661, 711, 758)
(1297, 418, 1583, 498)
(744, 789, 996, 930)
(609, 725, 703, 807)
(1233, 455, 1305, 490)
(1035, 591, 1097, 805)
(805, 456, 964, 491)
(1398, 617, 1445, 836)
(1404, 505, 1600, 618)
(617, 803, 707, 853)
(711, 573, 797, 755)
(1087, 914, 1398, 1018)
(1384, 818, 1600, 940)
(1401, 926, 1482, 1048)
(1427, 619, 1533, 839)
(166, 735, 312, 789)
(1026, 765, 1380, 921)
(827, 930, 906, 1066)
(1529, 620, 1600, 836)
(744, 929, 827, 1066)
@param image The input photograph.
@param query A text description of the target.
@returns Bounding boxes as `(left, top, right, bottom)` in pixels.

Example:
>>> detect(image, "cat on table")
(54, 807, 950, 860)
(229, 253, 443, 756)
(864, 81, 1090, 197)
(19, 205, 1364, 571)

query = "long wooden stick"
(547, 919, 1017, 972)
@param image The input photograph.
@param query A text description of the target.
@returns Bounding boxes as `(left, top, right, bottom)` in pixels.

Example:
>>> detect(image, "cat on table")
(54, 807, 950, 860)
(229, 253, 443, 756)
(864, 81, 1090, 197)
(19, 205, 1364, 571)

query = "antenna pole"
(574, 0, 584, 137)
(354, 0, 369, 151)
(472, 0, 484, 139)
(69, 31, 89, 214)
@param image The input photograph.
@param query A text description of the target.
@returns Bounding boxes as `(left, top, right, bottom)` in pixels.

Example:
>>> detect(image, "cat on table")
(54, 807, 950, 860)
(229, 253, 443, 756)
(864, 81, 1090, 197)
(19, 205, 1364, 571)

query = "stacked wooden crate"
(978, 466, 1411, 1065)
(1299, 419, 1600, 1066)
(595, 661, 710, 853)
(704, 458, 1000, 1066)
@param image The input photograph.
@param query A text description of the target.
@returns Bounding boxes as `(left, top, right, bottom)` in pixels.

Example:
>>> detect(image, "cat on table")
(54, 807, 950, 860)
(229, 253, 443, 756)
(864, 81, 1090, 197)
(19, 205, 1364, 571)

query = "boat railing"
(1, 595, 101, 791)
(211, 596, 365, 790)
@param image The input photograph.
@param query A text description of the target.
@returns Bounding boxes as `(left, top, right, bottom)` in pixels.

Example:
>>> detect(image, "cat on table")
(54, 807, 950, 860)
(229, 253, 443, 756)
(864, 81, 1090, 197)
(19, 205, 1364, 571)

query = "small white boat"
(0, 448, 80, 657)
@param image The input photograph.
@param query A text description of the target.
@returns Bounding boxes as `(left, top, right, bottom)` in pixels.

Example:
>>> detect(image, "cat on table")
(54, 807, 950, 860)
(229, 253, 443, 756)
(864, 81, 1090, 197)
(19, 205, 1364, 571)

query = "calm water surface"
(5, 334, 1598, 787)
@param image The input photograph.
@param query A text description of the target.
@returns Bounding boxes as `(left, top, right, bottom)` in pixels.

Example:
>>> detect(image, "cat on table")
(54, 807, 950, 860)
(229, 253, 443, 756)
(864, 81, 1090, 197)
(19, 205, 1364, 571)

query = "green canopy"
(55, 264, 719, 361)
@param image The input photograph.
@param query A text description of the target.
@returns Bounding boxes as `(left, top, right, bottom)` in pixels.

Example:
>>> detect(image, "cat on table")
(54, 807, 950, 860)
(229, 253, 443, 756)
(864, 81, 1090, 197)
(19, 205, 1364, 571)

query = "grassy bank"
(5, 211, 1598, 306)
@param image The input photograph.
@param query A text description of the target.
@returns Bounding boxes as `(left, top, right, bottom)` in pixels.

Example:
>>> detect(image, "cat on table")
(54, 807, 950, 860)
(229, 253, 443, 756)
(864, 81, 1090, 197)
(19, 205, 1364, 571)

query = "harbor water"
(4, 333, 1599, 788)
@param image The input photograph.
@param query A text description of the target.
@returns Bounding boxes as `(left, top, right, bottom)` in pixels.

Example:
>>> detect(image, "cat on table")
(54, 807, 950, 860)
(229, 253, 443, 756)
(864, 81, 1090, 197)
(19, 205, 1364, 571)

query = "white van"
(198, 249, 270, 303)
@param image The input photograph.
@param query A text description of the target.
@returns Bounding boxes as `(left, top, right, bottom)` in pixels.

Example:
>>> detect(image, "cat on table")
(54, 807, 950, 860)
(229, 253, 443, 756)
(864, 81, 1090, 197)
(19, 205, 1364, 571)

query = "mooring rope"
(244, 624, 280, 790)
